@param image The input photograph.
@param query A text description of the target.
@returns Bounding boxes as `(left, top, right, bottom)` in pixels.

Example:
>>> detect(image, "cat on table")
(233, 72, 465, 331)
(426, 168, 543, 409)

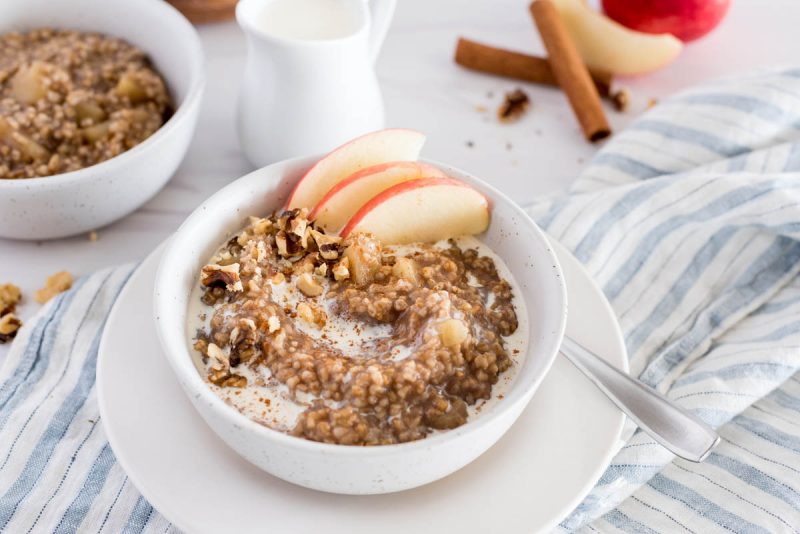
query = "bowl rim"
(0, 0, 206, 189)
(154, 155, 568, 457)
(236, 0, 369, 48)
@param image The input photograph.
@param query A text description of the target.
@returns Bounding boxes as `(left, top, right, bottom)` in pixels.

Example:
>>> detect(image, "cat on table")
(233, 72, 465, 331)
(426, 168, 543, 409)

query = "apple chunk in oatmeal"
(190, 209, 521, 445)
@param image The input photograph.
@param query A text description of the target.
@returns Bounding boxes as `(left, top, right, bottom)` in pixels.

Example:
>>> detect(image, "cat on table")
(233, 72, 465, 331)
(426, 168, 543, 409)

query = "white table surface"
(2, 0, 800, 359)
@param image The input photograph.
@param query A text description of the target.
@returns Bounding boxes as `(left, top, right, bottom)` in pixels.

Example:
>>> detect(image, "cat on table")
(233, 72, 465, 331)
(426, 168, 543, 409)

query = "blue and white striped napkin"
(1, 67, 800, 533)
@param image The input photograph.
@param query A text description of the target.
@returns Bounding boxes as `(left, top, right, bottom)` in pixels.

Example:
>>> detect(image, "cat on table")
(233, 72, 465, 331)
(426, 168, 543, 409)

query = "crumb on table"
(497, 88, 530, 123)
(35, 271, 73, 304)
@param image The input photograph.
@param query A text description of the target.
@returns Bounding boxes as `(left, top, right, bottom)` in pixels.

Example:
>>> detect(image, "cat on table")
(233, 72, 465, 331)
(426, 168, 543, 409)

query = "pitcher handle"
(367, 0, 396, 62)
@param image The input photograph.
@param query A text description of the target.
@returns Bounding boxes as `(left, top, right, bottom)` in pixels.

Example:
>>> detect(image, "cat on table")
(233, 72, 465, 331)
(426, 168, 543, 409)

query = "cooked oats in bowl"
(188, 209, 527, 445)
(0, 0, 204, 240)
(0, 28, 172, 179)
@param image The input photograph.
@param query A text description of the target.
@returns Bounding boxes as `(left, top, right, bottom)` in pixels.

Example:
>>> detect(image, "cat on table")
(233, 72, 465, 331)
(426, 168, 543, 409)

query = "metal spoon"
(560, 336, 720, 462)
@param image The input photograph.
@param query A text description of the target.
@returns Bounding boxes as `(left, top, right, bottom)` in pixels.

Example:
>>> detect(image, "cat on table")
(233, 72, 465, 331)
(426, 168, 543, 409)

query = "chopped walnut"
(297, 302, 327, 327)
(267, 316, 281, 333)
(207, 342, 229, 370)
(208, 367, 247, 387)
(0, 284, 22, 316)
(497, 88, 530, 123)
(0, 313, 21, 343)
(275, 231, 291, 257)
(200, 263, 243, 292)
(35, 271, 73, 304)
(248, 216, 273, 236)
(332, 257, 350, 281)
(274, 209, 314, 257)
(296, 273, 324, 297)
(611, 88, 630, 112)
(311, 229, 341, 260)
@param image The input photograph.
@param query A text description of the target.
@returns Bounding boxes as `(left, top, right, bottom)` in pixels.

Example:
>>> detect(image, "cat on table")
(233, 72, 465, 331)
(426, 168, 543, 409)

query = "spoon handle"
(560, 336, 720, 462)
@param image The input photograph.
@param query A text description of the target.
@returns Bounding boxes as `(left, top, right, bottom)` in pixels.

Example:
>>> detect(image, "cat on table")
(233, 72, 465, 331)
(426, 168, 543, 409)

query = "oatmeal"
(0, 28, 172, 179)
(189, 209, 525, 445)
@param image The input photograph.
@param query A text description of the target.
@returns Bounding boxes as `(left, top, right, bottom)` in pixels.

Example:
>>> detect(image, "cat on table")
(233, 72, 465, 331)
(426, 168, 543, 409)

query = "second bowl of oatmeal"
(0, 0, 204, 240)
(154, 152, 568, 495)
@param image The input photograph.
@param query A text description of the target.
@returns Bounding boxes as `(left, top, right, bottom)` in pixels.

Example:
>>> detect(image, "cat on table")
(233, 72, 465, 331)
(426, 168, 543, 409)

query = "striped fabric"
(1, 68, 799, 533)
(0, 267, 176, 533)
(528, 68, 800, 532)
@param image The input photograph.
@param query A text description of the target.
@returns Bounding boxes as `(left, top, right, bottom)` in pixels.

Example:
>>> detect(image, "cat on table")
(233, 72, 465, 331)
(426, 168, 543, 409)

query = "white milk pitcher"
(236, 0, 396, 167)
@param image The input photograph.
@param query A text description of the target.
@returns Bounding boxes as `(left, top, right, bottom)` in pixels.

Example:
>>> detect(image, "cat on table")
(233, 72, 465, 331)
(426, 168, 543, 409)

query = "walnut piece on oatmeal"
(296, 272, 323, 297)
(200, 263, 243, 292)
(34, 271, 73, 304)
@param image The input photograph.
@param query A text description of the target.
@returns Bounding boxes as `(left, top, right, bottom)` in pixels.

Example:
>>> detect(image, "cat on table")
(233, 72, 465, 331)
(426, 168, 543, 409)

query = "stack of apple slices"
(286, 129, 490, 245)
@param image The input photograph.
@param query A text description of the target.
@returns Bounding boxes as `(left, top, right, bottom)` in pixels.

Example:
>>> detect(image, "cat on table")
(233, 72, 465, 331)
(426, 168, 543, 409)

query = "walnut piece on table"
(497, 88, 530, 123)
(0, 313, 22, 344)
(0, 283, 22, 316)
(0, 283, 23, 344)
(34, 271, 73, 304)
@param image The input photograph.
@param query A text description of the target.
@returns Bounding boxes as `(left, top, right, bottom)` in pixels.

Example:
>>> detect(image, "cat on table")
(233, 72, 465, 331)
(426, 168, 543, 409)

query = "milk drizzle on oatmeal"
(188, 210, 527, 445)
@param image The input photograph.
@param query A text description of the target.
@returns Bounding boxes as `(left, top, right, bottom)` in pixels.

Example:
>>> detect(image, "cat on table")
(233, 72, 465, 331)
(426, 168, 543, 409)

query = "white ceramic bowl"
(0, 0, 205, 240)
(154, 157, 567, 494)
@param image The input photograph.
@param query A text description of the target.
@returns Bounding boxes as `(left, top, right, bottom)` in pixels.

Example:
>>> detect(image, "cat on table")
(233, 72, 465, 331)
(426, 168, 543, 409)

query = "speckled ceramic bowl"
(154, 156, 567, 494)
(0, 0, 204, 240)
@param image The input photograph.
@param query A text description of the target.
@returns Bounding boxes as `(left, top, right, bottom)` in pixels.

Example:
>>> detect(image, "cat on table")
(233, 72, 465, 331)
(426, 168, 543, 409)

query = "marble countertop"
(2, 0, 800, 357)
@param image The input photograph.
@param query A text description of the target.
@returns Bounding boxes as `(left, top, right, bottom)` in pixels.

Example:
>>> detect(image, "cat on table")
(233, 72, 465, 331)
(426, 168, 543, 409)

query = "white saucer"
(97, 240, 627, 534)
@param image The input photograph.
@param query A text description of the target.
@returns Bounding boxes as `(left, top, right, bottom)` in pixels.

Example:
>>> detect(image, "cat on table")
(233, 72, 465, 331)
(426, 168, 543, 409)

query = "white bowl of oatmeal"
(154, 155, 568, 495)
(0, 0, 204, 240)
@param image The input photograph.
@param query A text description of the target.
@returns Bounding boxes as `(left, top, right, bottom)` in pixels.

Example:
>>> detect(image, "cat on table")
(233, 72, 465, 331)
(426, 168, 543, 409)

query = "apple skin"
(602, 0, 731, 42)
(310, 161, 446, 231)
(340, 177, 490, 244)
(286, 128, 426, 210)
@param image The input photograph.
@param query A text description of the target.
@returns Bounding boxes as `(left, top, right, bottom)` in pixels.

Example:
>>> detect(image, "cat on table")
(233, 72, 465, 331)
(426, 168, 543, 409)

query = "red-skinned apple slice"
(286, 129, 426, 210)
(551, 0, 683, 75)
(310, 161, 447, 231)
(340, 178, 490, 245)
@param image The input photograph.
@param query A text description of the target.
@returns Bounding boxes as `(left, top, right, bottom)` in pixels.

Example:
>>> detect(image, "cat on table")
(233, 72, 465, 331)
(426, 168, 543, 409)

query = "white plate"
(97, 239, 627, 534)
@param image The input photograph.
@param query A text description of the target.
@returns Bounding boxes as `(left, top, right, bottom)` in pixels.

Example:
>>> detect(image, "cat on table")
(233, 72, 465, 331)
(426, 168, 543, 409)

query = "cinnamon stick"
(530, 0, 610, 142)
(455, 38, 611, 97)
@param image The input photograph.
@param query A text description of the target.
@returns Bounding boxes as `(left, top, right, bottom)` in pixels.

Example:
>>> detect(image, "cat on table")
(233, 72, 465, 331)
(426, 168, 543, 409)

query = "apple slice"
(310, 161, 447, 231)
(340, 178, 490, 244)
(287, 129, 426, 210)
(551, 0, 683, 75)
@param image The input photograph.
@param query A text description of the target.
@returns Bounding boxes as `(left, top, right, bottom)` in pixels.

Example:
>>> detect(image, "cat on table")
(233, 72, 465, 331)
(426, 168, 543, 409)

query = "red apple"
(551, 0, 683, 75)
(602, 0, 730, 42)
